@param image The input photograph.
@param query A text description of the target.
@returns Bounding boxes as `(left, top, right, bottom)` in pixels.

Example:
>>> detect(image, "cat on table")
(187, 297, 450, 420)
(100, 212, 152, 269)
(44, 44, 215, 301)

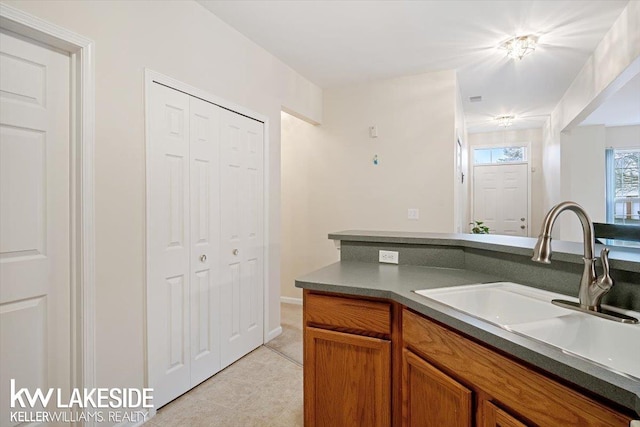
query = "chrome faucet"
(531, 201, 636, 323)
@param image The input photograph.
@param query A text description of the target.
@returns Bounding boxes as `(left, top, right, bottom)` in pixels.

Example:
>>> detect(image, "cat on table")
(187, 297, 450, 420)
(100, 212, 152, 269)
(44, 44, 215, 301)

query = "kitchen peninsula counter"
(296, 231, 640, 416)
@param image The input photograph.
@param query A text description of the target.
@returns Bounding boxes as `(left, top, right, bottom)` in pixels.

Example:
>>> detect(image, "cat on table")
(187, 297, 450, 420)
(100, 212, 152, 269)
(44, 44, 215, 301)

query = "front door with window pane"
(473, 163, 528, 236)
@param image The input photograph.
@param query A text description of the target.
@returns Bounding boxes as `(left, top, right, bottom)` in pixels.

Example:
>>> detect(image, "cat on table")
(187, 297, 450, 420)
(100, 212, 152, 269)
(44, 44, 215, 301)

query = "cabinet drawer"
(304, 291, 391, 336)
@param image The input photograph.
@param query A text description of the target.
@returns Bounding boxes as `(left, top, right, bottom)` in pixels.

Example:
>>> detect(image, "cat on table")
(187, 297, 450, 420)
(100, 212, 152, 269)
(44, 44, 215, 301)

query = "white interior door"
(473, 163, 528, 236)
(188, 97, 221, 386)
(219, 109, 264, 368)
(0, 30, 71, 425)
(148, 83, 192, 407)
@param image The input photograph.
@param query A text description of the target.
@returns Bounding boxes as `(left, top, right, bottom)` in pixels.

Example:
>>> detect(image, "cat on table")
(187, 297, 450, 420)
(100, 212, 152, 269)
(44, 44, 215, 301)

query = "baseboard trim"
(280, 296, 302, 305)
(265, 326, 283, 342)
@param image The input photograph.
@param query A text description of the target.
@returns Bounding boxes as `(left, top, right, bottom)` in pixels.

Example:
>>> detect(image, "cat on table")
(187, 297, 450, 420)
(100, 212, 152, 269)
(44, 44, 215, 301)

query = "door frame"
(470, 142, 532, 236)
(143, 68, 271, 394)
(0, 1, 96, 419)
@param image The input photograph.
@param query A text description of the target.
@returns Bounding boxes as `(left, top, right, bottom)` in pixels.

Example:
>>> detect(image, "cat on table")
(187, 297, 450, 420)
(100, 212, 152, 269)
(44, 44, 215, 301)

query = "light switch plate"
(379, 250, 399, 264)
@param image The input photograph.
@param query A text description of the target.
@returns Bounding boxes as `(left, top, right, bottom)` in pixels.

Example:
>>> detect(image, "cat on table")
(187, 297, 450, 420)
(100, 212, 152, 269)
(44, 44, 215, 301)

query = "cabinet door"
(483, 401, 528, 427)
(402, 349, 472, 427)
(304, 327, 391, 427)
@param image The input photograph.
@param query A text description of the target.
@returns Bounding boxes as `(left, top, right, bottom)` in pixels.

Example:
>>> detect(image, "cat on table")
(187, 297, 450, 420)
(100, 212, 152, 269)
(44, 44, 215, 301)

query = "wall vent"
(469, 96, 482, 103)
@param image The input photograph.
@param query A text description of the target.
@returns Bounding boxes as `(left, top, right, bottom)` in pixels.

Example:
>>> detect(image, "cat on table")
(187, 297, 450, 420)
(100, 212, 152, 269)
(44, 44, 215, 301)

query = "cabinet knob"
(521, 217, 526, 222)
(200, 254, 207, 262)
(233, 249, 239, 256)
(520, 225, 526, 230)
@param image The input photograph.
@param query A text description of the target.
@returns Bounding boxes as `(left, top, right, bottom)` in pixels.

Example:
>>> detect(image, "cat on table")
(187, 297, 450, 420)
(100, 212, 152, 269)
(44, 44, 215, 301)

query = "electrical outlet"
(379, 250, 399, 264)
(408, 208, 419, 220)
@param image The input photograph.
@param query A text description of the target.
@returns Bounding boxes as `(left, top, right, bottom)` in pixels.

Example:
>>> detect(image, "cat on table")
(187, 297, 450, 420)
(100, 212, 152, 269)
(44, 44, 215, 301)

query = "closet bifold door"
(219, 108, 265, 368)
(148, 79, 264, 406)
(148, 82, 192, 408)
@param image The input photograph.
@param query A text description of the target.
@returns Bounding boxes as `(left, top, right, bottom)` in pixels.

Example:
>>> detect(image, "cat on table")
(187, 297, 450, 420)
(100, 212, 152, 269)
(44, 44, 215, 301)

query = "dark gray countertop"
(296, 261, 640, 415)
(329, 230, 640, 273)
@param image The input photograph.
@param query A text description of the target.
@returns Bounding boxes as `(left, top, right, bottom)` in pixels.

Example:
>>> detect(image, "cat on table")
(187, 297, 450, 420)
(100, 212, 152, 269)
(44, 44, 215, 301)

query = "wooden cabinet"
(482, 401, 528, 427)
(303, 291, 634, 427)
(303, 291, 393, 426)
(403, 309, 632, 427)
(402, 349, 472, 427)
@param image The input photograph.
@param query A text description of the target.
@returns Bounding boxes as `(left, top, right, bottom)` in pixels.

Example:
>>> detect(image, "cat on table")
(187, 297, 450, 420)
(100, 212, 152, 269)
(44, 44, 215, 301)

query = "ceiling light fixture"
(496, 115, 514, 127)
(500, 35, 537, 60)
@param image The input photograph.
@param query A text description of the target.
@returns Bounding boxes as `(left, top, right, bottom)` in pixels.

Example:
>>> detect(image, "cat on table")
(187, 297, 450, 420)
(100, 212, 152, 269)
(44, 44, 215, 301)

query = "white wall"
(468, 128, 544, 235)
(280, 71, 458, 298)
(607, 125, 640, 149)
(280, 112, 330, 300)
(552, 2, 640, 133)
(2, 0, 322, 421)
(560, 125, 606, 241)
(541, 117, 560, 221)
(550, 124, 639, 241)
(542, 1, 640, 219)
(321, 70, 457, 230)
(455, 78, 469, 233)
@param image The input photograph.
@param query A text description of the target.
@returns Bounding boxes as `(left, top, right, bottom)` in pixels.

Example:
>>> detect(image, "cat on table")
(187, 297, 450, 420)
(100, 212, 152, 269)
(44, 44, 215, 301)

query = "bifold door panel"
(219, 109, 264, 368)
(148, 84, 193, 407)
(189, 97, 222, 386)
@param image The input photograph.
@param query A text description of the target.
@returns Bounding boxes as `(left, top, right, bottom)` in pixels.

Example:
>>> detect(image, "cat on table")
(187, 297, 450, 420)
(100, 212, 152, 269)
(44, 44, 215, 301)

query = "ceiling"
(198, 0, 630, 133)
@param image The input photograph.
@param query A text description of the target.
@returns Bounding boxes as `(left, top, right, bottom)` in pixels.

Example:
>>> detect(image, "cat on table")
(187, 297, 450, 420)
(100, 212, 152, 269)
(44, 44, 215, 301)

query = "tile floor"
(148, 303, 303, 427)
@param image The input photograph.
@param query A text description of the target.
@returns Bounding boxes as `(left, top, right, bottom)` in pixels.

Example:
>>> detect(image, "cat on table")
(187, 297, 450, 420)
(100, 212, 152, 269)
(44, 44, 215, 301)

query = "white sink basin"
(414, 282, 640, 379)
(414, 282, 574, 326)
(510, 315, 640, 379)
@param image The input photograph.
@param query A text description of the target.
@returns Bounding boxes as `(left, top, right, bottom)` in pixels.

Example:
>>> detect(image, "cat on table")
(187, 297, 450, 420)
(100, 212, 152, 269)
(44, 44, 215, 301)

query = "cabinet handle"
(233, 249, 239, 256)
(200, 254, 207, 262)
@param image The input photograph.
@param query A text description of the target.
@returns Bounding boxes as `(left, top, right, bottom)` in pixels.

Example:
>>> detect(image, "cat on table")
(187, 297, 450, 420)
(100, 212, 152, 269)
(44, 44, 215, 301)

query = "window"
(474, 146, 527, 164)
(607, 149, 640, 225)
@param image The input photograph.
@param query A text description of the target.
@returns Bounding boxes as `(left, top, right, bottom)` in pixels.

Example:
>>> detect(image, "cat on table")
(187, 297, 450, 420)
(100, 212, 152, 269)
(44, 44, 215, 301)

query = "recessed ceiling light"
(500, 35, 537, 60)
(496, 115, 514, 127)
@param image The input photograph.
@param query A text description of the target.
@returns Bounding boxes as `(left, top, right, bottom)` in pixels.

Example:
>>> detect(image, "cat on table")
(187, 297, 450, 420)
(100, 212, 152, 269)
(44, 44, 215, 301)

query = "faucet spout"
(531, 201, 613, 311)
(531, 201, 595, 262)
